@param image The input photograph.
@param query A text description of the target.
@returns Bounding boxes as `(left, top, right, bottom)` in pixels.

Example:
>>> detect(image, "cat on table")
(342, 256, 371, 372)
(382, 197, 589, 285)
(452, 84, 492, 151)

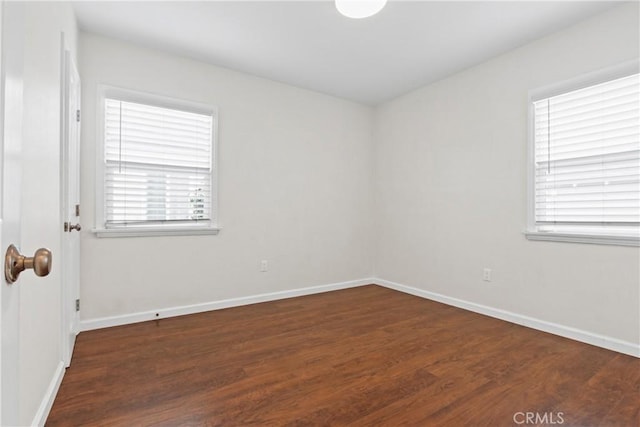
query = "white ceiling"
(72, 1, 623, 105)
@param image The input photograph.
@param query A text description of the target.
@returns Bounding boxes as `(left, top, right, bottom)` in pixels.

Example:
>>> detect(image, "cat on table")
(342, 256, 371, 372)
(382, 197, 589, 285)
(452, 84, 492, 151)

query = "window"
(95, 87, 218, 237)
(526, 62, 639, 246)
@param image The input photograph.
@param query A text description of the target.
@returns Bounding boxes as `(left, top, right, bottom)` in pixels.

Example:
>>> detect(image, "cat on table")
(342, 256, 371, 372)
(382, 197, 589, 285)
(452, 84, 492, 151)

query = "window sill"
(92, 226, 220, 238)
(524, 231, 639, 247)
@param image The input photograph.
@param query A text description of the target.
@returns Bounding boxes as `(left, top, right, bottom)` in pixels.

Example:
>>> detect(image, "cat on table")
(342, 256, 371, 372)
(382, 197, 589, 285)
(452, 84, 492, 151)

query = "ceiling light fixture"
(335, 0, 387, 19)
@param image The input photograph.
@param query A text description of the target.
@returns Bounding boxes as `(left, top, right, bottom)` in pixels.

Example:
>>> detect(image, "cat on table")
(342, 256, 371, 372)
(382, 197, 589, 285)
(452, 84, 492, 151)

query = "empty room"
(0, 0, 638, 425)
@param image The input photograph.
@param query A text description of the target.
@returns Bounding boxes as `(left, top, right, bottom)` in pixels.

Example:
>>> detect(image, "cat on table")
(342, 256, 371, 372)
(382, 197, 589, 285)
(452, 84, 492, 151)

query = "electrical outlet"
(260, 260, 268, 272)
(483, 268, 492, 282)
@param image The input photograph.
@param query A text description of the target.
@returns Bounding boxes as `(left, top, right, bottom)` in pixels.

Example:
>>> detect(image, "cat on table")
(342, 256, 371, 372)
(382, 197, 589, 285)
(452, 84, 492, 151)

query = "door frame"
(59, 32, 80, 367)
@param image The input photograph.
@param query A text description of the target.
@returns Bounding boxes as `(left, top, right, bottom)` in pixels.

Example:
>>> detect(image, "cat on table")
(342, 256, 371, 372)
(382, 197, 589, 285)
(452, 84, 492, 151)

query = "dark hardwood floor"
(47, 285, 639, 426)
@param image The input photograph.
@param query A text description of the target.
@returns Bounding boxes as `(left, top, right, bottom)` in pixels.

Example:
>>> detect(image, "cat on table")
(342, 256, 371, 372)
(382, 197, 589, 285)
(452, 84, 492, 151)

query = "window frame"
(525, 60, 640, 247)
(93, 85, 220, 238)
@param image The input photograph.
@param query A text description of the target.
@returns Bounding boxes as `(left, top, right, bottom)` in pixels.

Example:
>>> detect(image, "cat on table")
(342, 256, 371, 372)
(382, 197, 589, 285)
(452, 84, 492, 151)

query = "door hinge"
(75, 204, 80, 217)
(76, 109, 80, 122)
(75, 299, 80, 312)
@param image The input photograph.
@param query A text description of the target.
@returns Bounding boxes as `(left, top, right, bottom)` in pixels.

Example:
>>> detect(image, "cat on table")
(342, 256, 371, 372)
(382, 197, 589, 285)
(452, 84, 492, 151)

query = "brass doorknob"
(4, 244, 52, 284)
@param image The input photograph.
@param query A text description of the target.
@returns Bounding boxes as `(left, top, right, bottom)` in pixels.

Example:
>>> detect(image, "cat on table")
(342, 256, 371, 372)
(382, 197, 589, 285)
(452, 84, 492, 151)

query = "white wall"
(374, 3, 640, 345)
(78, 3, 638, 354)
(20, 1, 77, 425)
(79, 34, 374, 321)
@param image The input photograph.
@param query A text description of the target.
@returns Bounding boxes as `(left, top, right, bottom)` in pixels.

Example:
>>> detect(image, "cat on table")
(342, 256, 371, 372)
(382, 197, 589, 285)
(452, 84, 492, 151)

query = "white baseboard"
(375, 278, 640, 358)
(79, 276, 639, 358)
(80, 278, 374, 332)
(31, 360, 65, 427)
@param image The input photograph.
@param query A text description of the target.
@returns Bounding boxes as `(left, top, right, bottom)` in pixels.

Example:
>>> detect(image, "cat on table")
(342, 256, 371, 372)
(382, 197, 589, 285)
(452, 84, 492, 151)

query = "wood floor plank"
(46, 285, 640, 426)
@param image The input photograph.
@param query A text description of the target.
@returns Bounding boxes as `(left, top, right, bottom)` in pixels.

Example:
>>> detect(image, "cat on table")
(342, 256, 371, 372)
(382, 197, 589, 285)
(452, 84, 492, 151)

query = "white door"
(61, 48, 81, 367)
(0, 2, 25, 424)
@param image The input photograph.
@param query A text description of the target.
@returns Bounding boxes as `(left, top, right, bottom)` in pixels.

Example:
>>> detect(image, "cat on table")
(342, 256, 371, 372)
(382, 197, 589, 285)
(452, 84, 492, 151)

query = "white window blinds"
(532, 73, 640, 235)
(104, 99, 213, 227)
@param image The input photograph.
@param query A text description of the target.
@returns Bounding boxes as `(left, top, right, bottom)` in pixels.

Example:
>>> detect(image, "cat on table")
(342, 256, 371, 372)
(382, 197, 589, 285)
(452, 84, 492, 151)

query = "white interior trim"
(92, 225, 221, 238)
(524, 231, 640, 247)
(80, 277, 639, 358)
(80, 278, 374, 331)
(374, 278, 640, 358)
(31, 361, 65, 427)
